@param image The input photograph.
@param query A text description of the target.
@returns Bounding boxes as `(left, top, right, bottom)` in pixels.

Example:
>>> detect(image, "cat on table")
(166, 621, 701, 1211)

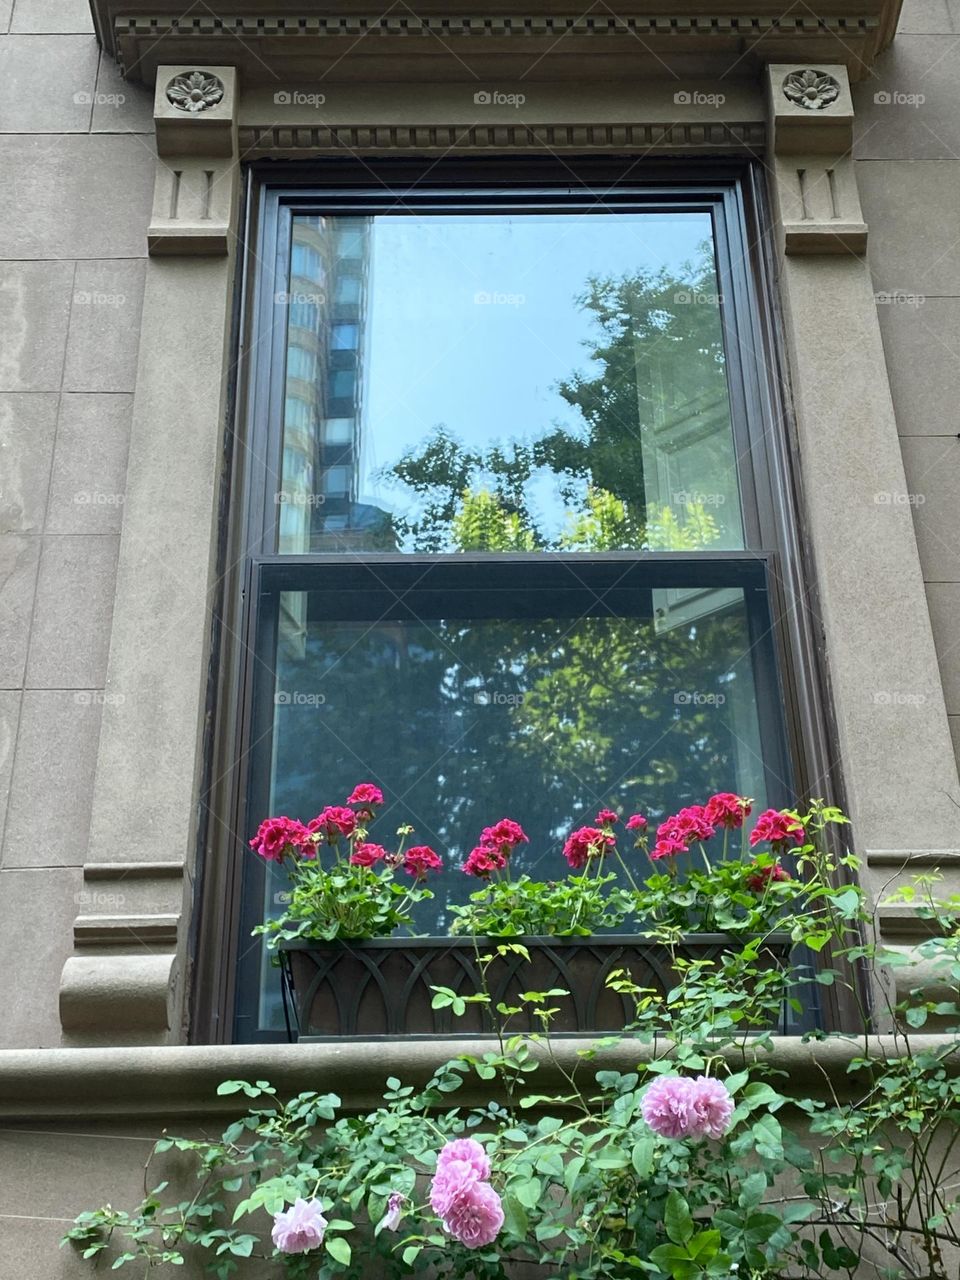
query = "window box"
(278, 933, 793, 1041)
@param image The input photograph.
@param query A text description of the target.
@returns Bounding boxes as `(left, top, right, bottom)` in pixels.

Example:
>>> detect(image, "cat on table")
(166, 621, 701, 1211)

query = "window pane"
(277, 212, 744, 554)
(251, 582, 772, 1031)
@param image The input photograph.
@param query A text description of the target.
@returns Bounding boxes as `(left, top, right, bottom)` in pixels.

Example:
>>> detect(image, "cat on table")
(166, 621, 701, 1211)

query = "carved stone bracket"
(765, 63, 866, 256)
(149, 65, 239, 255)
(60, 861, 184, 1041)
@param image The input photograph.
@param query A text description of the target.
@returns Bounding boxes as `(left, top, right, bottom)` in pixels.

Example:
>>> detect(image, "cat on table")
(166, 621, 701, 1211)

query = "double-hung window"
(221, 161, 821, 1043)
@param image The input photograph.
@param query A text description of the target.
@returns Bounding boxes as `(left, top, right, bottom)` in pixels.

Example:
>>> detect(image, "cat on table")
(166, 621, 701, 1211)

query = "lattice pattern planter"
(279, 934, 792, 1041)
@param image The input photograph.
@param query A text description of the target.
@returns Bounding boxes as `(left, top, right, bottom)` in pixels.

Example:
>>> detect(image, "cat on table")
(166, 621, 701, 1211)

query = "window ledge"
(1, 1035, 954, 1122)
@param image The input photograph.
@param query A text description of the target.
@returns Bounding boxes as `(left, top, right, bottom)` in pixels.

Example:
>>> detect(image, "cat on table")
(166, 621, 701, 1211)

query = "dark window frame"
(191, 157, 849, 1045)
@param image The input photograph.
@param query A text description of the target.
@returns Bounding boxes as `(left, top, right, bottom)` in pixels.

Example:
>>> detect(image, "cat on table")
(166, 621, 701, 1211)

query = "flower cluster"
(563, 821, 616, 870)
(641, 1076, 734, 1141)
(429, 1138, 504, 1249)
(463, 817, 529, 878)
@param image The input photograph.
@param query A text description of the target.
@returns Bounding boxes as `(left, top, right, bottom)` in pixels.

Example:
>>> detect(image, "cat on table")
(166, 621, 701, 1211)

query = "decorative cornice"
(238, 119, 766, 155)
(74, 913, 180, 948)
(90, 3, 904, 85)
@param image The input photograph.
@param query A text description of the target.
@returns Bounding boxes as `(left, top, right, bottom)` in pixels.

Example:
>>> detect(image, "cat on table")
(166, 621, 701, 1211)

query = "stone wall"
(0, 0, 154, 1048)
(854, 0, 960, 764)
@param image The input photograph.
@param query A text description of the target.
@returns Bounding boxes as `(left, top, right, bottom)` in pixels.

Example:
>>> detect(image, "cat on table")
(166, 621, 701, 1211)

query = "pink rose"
(704, 792, 752, 830)
(442, 1181, 504, 1249)
(641, 1076, 735, 1140)
(641, 1075, 695, 1138)
(403, 845, 443, 877)
(563, 825, 615, 870)
(271, 1198, 328, 1254)
(249, 816, 309, 863)
(689, 1076, 734, 1140)
(430, 1158, 481, 1218)
(437, 1137, 491, 1182)
(349, 842, 388, 868)
(749, 808, 805, 851)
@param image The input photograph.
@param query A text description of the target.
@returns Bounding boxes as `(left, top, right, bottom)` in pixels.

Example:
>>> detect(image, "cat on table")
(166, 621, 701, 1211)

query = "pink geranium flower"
(271, 1198, 328, 1254)
(308, 806, 358, 842)
(479, 818, 528, 852)
(463, 845, 506, 878)
(704, 792, 752, 830)
(563, 825, 615, 870)
(595, 808, 619, 827)
(346, 782, 384, 807)
(249, 816, 309, 863)
(749, 808, 805, 851)
(657, 805, 715, 846)
(626, 813, 647, 832)
(403, 845, 442, 877)
(649, 836, 689, 861)
(349, 842, 388, 868)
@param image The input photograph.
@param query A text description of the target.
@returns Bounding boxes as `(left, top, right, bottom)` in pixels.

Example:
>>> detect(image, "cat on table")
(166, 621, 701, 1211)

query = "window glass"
(254, 582, 770, 1030)
(278, 212, 743, 555)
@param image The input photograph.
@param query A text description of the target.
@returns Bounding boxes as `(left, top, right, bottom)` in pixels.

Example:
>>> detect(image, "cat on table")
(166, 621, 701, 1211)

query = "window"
(223, 164, 822, 1043)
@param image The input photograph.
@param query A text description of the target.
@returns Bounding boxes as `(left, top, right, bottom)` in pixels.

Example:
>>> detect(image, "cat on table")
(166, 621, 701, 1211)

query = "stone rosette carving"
(166, 70, 225, 114)
(781, 69, 841, 110)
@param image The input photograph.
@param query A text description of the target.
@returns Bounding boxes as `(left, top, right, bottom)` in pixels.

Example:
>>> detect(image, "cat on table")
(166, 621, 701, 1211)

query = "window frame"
(191, 157, 849, 1045)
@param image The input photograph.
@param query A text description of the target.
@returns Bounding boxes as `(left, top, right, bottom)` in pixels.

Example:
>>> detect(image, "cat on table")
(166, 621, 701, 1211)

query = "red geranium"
(704, 792, 752, 830)
(349, 842, 388, 868)
(463, 845, 507, 878)
(403, 845, 443, 878)
(749, 809, 805, 851)
(479, 818, 529, 852)
(746, 860, 792, 891)
(563, 826, 615, 870)
(308, 806, 358, 843)
(249, 816, 309, 863)
(346, 783, 384, 808)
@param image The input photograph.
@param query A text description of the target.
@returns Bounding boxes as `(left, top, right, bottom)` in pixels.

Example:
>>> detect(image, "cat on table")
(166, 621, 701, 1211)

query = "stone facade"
(2, 0, 960, 1274)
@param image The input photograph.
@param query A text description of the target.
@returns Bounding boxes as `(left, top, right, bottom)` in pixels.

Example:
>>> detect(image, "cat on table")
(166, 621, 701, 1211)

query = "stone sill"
(1, 1035, 956, 1122)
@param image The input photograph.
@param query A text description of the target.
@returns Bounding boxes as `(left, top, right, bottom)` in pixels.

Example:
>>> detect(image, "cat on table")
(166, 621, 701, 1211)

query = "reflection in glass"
(255, 585, 767, 1028)
(278, 212, 744, 555)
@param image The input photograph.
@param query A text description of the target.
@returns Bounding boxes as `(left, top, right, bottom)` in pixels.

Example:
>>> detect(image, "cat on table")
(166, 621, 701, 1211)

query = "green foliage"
(65, 802, 960, 1279)
(450, 872, 632, 938)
